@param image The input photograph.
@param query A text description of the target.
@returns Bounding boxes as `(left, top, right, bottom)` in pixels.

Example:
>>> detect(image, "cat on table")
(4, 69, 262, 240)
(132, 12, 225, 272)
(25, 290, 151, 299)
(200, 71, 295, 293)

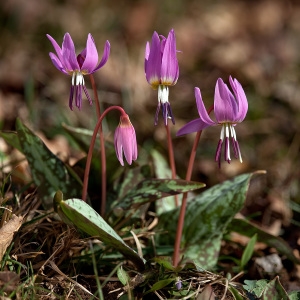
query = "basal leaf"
(289, 291, 300, 300)
(262, 276, 289, 300)
(113, 179, 205, 212)
(158, 172, 263, 269)
(240, 234, 257, 269)
(227, 218, 300, 264)
(54, 193, 145, 271)
(0, 131, 22, 153)
(16, 118, 82, 209)
(144, 278, 175, 295)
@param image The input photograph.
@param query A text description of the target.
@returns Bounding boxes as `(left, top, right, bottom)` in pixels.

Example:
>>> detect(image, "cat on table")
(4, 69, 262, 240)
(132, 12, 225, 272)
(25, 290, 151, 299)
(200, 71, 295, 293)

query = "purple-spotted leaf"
(0, 131, 22, 153)
(262, 276, 289, 300)
(112, 179, 205, 212)
(16, 118, 82, 209)
(54, 192, 145, 271)
(158, 172, 265, 269)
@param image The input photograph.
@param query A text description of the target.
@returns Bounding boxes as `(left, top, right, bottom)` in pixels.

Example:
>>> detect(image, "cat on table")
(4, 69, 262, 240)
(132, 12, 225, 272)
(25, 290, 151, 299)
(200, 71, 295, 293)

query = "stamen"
(71, 72, 75, 86)
(69, 86, 74, 110)
(154, 102, 161, 126)
(83, 86, 92, 105)
(215, 139, 223, 167)
(225, 136, 231, 163)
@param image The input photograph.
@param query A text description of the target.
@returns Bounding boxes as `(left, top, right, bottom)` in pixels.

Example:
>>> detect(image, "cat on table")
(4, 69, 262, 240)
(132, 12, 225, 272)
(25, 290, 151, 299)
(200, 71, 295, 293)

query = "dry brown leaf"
(0, 271, 20, 293)
(0, 214, 23, 261)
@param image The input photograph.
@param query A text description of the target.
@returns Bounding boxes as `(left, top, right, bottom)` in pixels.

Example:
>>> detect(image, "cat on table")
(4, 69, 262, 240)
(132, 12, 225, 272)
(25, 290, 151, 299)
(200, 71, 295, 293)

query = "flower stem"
(172, 105, 214, 267)
(165, 123, 178, 207)
(81, 106, 126, 204)
(89, 74, 107, 216)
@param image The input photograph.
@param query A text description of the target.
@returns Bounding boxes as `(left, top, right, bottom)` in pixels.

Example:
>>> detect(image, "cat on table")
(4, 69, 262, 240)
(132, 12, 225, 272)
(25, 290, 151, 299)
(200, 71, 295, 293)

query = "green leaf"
(227, 218, 300, 264)
(158, 172, 263, 269)
(240, 234, 257, 270)
(54, 194, 145, 271)
(289, 291, 300, 300)
(16, 119, 82, 209)
(228, 286, 244, 300)
(243, 279, 268, 298)
(151, 150, 179, 214)
(62, 123, 101, 152)
(144, 278, 175, 295)
(262, 276, 289, 300)
(117, 265, 130, 286)
(0, 131, 22, 152)
(113, 179, 205, 212)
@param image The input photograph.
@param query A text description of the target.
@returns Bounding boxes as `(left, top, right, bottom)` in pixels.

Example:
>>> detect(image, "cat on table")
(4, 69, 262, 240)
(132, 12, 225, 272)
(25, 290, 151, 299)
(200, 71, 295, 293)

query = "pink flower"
(47, 33, 110, 110)
(145, 29, 179, 125)
(114, 115, 138, 166)
(177, 76, 248, 166)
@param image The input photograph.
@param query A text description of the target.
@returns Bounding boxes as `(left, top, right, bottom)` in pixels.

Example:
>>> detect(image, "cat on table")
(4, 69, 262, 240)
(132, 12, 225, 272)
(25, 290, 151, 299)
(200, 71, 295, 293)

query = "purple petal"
(214, 78, 235, 123)
(92, 40, 111, 72)
(114, 127, 124, 166)
(161, 29, 179, 85)
(145, 31, 162, 86)
(229, 76, 248, 122)
(194, 87, 215, 125)
(49, 52, 68, 74)
(80, 34, 98, 72)
(62, 33, 79, 71)
(177, 118, 212, 136)
(46, 34, 64, 66)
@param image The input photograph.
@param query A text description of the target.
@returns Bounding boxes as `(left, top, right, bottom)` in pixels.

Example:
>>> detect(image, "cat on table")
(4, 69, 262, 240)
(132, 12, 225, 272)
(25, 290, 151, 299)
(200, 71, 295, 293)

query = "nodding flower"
(145, 29, 179, 126)
(177, 76, 248, 167)
(47, 33, 110, 110)
(114, 115, 138, 166)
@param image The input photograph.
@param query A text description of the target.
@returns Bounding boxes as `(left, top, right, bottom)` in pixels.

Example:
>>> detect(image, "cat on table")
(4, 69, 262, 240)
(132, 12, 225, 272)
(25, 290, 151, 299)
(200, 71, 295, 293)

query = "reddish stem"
(81, 106, 126, 203)
(89, 75, 107, 216)
(172, 105, 214, 267)
(165, 123, 178, 207)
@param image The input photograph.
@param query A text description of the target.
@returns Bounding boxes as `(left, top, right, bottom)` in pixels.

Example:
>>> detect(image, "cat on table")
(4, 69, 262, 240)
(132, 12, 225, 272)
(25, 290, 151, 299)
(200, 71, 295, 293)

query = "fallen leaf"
(0, 271, 20, 293)
(0, 215, 23, 261)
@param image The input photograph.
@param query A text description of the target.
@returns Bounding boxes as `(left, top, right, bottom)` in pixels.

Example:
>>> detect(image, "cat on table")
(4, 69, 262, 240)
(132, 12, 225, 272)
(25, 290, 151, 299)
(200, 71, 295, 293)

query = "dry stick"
(82, 106, 126, 203)
(89, 75, 107, 216)
(165, 123, 178, 207)
(173, 105, 214, 267)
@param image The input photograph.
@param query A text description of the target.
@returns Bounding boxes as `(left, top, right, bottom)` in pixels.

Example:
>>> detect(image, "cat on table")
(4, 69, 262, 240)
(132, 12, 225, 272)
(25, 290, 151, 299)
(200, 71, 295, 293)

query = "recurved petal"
(49, 52, 68, 74)
(214, 78, 235, 123)
(46, 34, 64, 65)
(229, 76, 248, 121)
(177, 118, 213, 136)
(80, 34, 99, 72)
(194, 87, 215, 125)
(62, 33, 79, 71)
(145, 31, 162, 85)
(161, 29, 179, 85)
(93, 40, 111, 72)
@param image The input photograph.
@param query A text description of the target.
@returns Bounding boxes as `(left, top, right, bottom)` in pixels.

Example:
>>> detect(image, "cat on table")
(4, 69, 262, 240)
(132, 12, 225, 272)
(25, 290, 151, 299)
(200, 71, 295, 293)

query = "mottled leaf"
(54, 193, 145, 271)
(151, 150, 181, 213)
(243, 279, 268, 298)
(262, 276, 289, 300)
(0, 131, 22, 153)
(228, 218, 300, 264)
(16, 118, 82, 209)
(158, 172, 264, 269)
(113, 179, 205, 212)
(289, 291, 300, 300)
